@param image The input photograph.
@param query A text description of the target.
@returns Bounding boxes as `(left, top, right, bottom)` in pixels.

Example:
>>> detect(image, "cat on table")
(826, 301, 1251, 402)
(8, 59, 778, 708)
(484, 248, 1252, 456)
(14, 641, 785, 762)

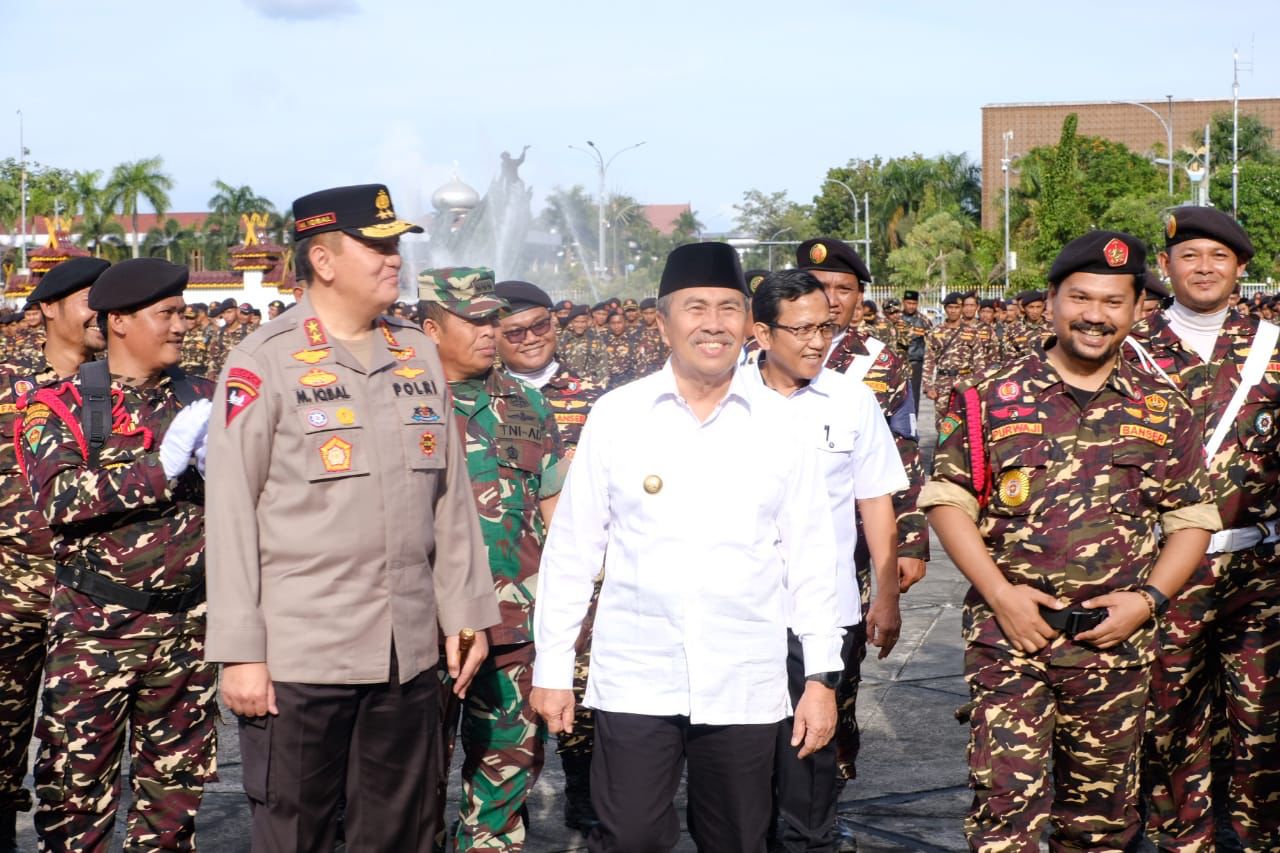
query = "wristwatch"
(805, 671, 841, 689)
(1140, 584, 1170, 616)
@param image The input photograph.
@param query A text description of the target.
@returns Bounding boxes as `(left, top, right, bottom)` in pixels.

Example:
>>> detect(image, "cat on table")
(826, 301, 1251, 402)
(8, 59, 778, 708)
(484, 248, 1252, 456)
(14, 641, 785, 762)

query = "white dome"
(431, 175, 480, 212)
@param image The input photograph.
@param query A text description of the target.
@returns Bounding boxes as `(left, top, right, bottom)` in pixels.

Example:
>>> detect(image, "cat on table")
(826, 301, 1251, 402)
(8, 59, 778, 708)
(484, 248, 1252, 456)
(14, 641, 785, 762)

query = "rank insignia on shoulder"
(1119, 423, 1168, 446)
(394, 366, 425, 380)
(299, 368, 339, 388)
(304, 318, 328, 347)
(292, 348, 331, 364)
(997, 469, 1031, 507)
(319, 435, 353, 472)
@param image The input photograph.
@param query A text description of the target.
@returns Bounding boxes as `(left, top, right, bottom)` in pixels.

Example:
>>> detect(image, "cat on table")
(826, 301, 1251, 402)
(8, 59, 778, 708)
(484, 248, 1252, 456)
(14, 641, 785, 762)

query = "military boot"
(560, 752, 600, 833)
(0, 810, 17, 853)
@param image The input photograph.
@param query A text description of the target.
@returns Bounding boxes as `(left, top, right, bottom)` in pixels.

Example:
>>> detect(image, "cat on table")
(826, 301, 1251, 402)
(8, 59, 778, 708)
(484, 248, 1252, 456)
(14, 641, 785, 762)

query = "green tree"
(670, 209, 704, 246)
(1229, 161, 1280, 280)
(205, 179, 277, 265)
(886, 211, 971, 290)
(1030, 114, 1092, 263)
(732, 189, 815, 269)
(143, 217, 199, 262)
(1203, 111, 1276, 167)
(104, 157, 174, 258)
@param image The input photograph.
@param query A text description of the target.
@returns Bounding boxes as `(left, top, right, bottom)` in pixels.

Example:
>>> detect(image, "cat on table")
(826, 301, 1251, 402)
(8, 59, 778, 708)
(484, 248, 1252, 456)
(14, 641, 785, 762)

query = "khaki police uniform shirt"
(204, 293, 499, 684)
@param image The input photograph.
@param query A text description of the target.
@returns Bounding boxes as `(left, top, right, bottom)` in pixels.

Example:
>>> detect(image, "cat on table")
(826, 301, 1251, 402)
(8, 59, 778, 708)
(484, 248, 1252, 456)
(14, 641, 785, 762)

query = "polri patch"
(226, 367, 263, 426)
(411, 405, 440, 423)
(319, 436, 353, 472)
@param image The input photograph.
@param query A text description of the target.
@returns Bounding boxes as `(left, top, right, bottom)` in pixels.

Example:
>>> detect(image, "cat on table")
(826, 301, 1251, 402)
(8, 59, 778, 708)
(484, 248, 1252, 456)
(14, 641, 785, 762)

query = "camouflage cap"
(417, 266, 507, 319)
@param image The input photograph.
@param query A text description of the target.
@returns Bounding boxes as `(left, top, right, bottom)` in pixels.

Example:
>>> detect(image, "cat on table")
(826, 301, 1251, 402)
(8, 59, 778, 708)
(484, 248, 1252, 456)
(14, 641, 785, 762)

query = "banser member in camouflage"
(998, 290, 1049, 364)
(795, 239, 926, 838)
(921, 231, 1221, 852)
(600, 310, 639, 387)
(207, 185, 497, 853)
(421, 267, 569, 852)
(3, 306, 45, 365)
(19, 258, 217, 852)
(0, 257, 108, 851)
(635, 296, 670, 376)
(495, 279, 605, 833)
(923, 291, 988, 431)
(556, 305, 610, 386)
(1124, 206, 1280, 851)
(177, 304, 210, 378)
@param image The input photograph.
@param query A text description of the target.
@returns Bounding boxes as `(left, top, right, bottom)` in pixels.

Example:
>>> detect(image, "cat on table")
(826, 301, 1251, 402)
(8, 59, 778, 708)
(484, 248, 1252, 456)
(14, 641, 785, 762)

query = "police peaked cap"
(495, 280, 553, 313)
(88, 258, 189, 312)
(1048, 230, 1147, 286)
(658, 242, 746, 297)
(26, 257, 111, 306)
(796, 237, 870, 283)
(1164, 206, 1253, 263)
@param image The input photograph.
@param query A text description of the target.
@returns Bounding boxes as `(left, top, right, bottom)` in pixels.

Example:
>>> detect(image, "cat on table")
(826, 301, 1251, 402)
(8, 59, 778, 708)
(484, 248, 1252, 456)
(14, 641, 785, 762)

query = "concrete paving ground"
(15, 398, 978, 851)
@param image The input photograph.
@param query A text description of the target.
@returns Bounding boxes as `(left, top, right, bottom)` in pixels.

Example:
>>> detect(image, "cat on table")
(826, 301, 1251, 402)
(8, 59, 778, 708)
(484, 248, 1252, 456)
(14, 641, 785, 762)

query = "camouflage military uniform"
(205, 321, 251, 378)
(999, 319, 1049, 365)
(859, 316, 900, 355)
(0, 353, 58, 818)
(1125, 309, 1280, 851)
(20, 371, 216, 852)
(556, 329, 610, 387)
(975, 321, 1000, 366)
(826, 328, 928, 781)
(634, 325, 668, 377)
(923, 320, 989, 431)
(439, 368, 569, 852)
(601, 331, 639, 387)
(178, 328, 210, 379)
(920, 350, 1219, 851)
(538, 368, 604, 458)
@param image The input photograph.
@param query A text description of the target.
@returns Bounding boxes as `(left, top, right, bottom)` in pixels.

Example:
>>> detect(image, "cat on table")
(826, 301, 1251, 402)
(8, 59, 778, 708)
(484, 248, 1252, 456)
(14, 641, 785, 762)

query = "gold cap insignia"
(1165, 215, 1177, 240)
(1103, 237, 1129, 268)
(809, 243, 828, 264)
(374, 188, 394, 220)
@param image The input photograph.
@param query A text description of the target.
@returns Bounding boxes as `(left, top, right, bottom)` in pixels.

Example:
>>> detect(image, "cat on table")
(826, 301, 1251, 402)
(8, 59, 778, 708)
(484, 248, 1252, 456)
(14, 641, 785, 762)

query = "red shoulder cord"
(961, 386, 991, 508)
(12, 383, 154, 482)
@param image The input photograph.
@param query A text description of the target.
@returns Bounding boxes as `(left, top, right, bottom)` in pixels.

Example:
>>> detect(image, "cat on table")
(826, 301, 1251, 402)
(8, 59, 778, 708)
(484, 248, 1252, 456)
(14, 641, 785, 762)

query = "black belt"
(57, 564, 205, 613)
(1038, 605, 1106, 639)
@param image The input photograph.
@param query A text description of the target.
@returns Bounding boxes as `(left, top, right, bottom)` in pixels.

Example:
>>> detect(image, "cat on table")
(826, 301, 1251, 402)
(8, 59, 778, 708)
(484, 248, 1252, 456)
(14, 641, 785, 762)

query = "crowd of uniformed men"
(0, 180, 1275, 853)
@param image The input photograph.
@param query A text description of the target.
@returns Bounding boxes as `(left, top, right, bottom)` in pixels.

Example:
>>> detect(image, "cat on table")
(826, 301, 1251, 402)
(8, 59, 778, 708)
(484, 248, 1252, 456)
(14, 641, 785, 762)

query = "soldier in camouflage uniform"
(205, 301, 254, 377)
(0, 258, 109, 851)
(924, 292, 989, 432)
(601, 311, 639, 387)
(1125, 207, 1280, 851)
(420, 268, 570, 852)
(556, 305, 610, 386)
(633, 297, 669, 377)
(962, 293, 999, 366)
(998, 291, 1049, 364)
(19, 258, 216, 852)
(796, 241, 926, 831)
(178, 304, 211, 378)
(922, 231, 1221, 851)
(494, 280, 605, 833)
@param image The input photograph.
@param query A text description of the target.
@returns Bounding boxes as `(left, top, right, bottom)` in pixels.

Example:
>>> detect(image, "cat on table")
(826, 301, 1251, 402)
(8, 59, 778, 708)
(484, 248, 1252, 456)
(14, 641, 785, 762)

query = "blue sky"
(3, 0, 1278, 231)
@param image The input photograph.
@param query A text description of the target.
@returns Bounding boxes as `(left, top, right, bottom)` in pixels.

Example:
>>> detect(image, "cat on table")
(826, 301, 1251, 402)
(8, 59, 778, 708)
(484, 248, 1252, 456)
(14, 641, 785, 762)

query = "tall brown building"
(981, 97, 1280, 228)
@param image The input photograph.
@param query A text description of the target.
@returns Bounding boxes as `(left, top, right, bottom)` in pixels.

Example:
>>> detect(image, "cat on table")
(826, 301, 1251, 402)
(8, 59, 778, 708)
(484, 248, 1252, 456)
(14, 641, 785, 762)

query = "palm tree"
(207, 180, 276, 245)
(143, 217, 199, 261)
(104, 157, 174, 258)
(670, 208, 703, 245)
(76, 202, 127, 259)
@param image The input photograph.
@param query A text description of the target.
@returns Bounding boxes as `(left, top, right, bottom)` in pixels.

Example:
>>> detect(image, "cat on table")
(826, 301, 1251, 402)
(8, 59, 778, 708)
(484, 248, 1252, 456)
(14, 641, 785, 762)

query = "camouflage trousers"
(834, 555, 874, 782)
(964, 643, 1148, 853)
(1141, 552, 1280, 852)
(0, 551, 52, 813)
(33, 630, 217, 852)
(439, 640, 544, 852)
(555, 578, 602, 760)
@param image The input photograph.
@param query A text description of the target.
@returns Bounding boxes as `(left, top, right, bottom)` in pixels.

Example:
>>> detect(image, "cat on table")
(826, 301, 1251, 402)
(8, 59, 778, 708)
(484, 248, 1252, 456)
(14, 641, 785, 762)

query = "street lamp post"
(609, 202, 638, 277)
(1110, 99, 1175, 196)
(570, 140, 646, 278)
(766, 226, 791, 271)
(824, 177, 859, 241)
(17, 110, 28, 271)
(1002, 131, 1013, 290)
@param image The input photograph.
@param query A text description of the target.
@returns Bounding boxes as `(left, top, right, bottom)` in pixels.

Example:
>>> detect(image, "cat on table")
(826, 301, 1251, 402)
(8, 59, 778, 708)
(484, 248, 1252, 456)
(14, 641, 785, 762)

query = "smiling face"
(1160, 238, 1245, 314)
(109, 296, 188, 373)
(658, 287, 747, 385)
(310, 232, 404, 315)
(496, 306, 556, 373)
(1049, 273, 1136, 369)
(42, 287, 105, 355)
(754, 289, 831, 385)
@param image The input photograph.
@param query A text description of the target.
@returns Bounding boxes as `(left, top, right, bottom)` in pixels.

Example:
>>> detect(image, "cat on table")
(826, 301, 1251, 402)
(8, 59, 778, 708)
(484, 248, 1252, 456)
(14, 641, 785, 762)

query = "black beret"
(88, 258, 189, 312)
(268, 299, 284, 309)
(1141, 270, 1170, 299)
(942, 292, 963, 306)
(796, 237, 870, 283)
(26, 257, 111, 306)
(1164, 206, 1254, 263)
(744, 269, 769, 294)
(607, 297, 621, 307)
(495, 280, 553, 313)
(658, 242, 746, 297)
(639, 297, 657, 309)
(1048, 230, 1147, 286)
(903, 290, 921, 301)
(591, 302, 609, 312)
(980, 299, 995, 309)
(1017, 290, 1045, 306)
(292, 183, 424, 242)
(568, 304, 590, 320)
(555, 299, 573, 311)
(862, 300, 877, 311)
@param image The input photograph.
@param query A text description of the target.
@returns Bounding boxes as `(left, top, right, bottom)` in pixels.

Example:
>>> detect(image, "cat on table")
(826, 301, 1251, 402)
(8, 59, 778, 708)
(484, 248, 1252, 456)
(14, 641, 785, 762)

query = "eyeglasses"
(770, 321, 838, 342)
(501, 317, 554, 343)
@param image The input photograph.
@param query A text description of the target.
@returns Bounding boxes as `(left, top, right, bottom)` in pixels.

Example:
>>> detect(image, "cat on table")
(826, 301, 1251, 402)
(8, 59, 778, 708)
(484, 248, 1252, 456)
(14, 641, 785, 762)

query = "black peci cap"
(796, 237, 870, 283)
(26, 257, 111, 307)
(89, 258, 189, 312)
(1048, 230, 1147, 286)
(292, 183, 424, 242)
(1164, 206, 1253, 263)
(658, 242, 746, 297)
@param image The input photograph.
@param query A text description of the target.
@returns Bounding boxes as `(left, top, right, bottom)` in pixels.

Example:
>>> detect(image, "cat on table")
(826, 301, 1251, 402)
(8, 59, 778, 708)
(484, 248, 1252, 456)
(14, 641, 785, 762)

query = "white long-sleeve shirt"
(532, 362, 843, 725)
(744, 360, 909, 627)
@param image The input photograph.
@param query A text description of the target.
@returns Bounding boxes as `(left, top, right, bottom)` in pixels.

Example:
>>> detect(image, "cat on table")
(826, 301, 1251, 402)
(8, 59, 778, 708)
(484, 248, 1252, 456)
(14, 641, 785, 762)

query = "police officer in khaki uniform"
(205, 184, 499, 853)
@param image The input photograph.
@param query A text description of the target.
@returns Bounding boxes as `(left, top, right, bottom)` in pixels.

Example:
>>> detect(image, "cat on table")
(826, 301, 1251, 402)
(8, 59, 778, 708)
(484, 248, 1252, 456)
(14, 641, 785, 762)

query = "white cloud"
(242, 0, 358, 21)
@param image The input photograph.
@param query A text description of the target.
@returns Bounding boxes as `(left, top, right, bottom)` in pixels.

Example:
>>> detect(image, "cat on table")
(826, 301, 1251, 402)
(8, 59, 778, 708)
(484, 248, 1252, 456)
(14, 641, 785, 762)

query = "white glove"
(158, 399, 213, 479)
(194, 433, 209, 478)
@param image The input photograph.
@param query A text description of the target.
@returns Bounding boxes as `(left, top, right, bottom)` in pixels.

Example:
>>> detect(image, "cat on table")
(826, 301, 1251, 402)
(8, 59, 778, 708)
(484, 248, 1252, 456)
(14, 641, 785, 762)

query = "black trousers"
(590, 709, 777, 853)
(238, 652, 442, 853)
(909, 359, 923, 415)
(773, 629, 861, 852)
